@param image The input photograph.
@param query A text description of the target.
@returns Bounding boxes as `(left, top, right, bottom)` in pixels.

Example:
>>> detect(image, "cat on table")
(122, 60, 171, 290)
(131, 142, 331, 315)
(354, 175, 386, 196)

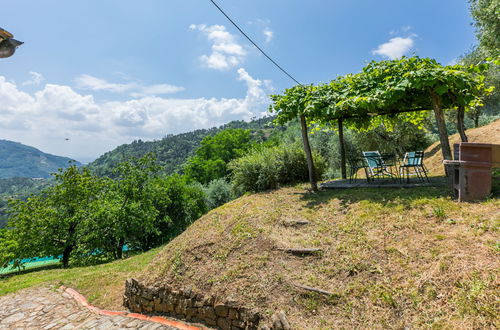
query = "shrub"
(229, 143, 325, 193)
(203, 178, 234, 210)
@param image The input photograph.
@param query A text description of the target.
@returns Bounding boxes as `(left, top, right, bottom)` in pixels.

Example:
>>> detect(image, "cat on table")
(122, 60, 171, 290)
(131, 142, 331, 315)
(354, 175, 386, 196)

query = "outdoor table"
(380, 153, 400, 181)
(362, 152, 399, 182)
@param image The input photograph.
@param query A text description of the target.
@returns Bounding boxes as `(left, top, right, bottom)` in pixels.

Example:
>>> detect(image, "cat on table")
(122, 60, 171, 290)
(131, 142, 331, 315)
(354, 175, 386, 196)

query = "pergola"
(270, 57, 491, 189)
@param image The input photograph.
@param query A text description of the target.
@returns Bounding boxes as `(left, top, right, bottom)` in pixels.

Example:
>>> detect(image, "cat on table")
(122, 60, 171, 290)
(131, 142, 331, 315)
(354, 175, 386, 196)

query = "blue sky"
(1, 0, 477, 162)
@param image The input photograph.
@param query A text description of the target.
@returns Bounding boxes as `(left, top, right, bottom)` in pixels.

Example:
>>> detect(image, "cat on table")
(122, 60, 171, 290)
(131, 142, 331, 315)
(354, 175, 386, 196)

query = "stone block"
(232, 319, 245, 328)
(215, 304, 229, 317)
(142, 288, 153, 301)
(228, 308, 239, 320)
(186, 307, 198, 319)
(204, 296, 215, 306)
(205, 317, 217, 326)
(203, 306, 217, 320)
(166, 303, 175, 313)
(217, 317, 231, 330)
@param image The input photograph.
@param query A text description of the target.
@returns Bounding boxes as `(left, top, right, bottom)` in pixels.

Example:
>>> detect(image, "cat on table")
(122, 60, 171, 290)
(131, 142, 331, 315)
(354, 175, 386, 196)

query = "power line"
(208, 0, 303, 86)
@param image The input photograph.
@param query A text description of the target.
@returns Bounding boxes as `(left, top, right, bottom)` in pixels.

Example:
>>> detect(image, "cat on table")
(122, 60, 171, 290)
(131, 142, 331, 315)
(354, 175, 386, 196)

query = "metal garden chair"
(399, 151, 429, 183)
(347, 156, 369, 183)
(362, 151, 397, 182)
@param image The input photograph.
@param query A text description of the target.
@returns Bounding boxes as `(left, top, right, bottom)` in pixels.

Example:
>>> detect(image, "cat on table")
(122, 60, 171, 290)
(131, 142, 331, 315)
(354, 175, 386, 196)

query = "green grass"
(0, 248, 160, 310)
(0, 259, 60, 275)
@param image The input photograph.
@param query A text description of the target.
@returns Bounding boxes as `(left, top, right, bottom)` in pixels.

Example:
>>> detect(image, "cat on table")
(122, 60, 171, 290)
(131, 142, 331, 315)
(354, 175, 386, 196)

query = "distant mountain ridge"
(0, 140, 80, 178)
(88, 116, 276, 177)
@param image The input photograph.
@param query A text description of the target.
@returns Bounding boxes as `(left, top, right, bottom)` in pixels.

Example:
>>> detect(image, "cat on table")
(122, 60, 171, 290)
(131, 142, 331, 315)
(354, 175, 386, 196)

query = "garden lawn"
(0, 248, 160, 310)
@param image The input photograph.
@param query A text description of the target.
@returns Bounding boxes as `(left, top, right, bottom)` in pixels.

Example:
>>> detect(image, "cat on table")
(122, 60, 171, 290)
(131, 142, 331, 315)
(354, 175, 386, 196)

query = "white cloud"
(190, 24, 247, 70)
(22, 71, 44, 86)
(75, 74, 133, 93)
(263, 28, 273, 43)
(0, 69, 271, 162)
(372, 36, 415, 59)
(75, 74, 185, 96)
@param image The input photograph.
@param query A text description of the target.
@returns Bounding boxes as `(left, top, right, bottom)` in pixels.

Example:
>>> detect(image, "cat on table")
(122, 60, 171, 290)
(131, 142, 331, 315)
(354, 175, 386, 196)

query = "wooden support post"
(449, 93, 468, 142)
(300, 115, 318, 191)
(429, 90, 453, 175)
(456, 105, 468, 142)
(338, 119, 347, 179)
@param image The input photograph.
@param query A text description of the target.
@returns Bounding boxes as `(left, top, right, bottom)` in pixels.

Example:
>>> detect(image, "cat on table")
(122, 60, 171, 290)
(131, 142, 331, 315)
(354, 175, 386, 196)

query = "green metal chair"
(347, 156, 368, 183)
(399, 151, 429, 183)
(362, 151, 397, 181)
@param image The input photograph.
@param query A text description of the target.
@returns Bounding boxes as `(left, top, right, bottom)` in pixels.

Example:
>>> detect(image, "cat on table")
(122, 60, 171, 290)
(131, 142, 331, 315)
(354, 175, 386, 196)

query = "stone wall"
(123, 278, 290, 329)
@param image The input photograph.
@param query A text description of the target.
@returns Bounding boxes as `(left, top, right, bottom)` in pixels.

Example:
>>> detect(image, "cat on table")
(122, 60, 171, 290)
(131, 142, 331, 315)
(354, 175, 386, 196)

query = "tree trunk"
(429, 90, 452, 174)
(456, 106, 468, 142)
(299, 115, 318, 191)
(449, 93, 468, 143)
(474, 113, 479, 128)
(116, 237, 125, 259)
(62, 245, 73, 268)
(338, 119, 346, 179)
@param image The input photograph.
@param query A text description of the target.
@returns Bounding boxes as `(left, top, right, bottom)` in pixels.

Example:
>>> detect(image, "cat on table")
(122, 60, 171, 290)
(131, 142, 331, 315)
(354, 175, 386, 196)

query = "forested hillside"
(0, 177, 51, 228)
(88, 116, 276, 177)
(0, 140, 80, 179)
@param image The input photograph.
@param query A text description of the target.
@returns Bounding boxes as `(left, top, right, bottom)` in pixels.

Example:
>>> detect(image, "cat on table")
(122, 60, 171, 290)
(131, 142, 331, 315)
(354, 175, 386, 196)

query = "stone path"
(0, 286, 178, 329)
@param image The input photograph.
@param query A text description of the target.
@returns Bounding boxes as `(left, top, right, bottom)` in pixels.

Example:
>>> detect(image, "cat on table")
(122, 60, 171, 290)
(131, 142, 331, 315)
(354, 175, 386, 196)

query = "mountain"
(88, 116, 277, 177)
(0, 140, 80, 178)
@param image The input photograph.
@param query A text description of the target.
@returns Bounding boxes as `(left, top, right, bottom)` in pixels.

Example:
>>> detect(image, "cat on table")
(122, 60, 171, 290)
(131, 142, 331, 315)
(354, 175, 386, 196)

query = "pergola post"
(429, 90, 453, 174)
(299, 115, 318, 191)
(338, 118, 347, 179)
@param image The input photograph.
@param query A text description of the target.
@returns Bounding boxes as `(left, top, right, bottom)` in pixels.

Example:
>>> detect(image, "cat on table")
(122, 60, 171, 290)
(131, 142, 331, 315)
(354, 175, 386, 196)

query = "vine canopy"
(270, 56, 494, 130)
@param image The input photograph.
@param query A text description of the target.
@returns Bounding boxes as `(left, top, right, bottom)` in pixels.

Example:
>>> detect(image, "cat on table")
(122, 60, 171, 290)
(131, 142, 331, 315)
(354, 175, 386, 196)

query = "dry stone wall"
(123, 278, 290, 330)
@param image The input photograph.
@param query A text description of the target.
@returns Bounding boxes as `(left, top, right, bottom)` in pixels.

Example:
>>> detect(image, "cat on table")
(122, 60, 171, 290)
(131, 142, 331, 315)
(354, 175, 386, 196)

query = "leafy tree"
(145, 175, 207, 248)
(184, 129, 253, 184)
(81, 155, 207, 258)
(4, 166, 104, 268)
(460, 0, 500, 125)
(203, 178, 233, 210)
(469, 0, 500, 58)
(82, 154, 161, 259)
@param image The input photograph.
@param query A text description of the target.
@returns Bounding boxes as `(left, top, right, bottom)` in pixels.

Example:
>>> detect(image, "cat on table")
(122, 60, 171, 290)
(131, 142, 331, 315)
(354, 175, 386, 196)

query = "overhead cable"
(208, 0, 303, 86)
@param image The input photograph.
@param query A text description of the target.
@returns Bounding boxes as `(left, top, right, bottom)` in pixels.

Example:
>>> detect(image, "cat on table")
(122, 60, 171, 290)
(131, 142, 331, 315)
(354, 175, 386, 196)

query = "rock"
(141, 288, 153, 301)
(215, 304, 229, 317)
(186, 307, 198, 319)
(205, 317, 217, 326)
(228, 308, 239, 320)
(278, 311, 290, 330)
(217, 317, 231, 330)
(271, 313, 283, 330)
(203, 306, 217, 320)
(204, 295, 216, 306)
(1, 312, 25, 324)
(232, 319, 245, 328)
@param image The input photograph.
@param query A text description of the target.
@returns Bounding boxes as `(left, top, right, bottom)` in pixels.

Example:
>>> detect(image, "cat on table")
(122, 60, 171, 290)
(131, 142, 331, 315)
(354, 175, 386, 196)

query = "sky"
(0, 0, 477, 163)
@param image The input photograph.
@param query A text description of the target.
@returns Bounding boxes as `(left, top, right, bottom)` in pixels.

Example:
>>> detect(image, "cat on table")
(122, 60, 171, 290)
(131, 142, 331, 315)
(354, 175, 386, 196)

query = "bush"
(229, 143, 325, 193)
(203, 178, 233, 209)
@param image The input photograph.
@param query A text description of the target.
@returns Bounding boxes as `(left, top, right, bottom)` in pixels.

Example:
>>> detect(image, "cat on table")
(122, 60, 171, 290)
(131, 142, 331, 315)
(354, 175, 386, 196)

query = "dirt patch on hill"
(136, 186, 499, 329)
(425, 119, 500, 175)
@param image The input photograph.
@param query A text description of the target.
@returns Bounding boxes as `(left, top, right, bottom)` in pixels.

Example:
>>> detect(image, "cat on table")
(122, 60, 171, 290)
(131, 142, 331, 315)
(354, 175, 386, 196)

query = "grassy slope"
(425, 118, 500, 175)
(0, 248, 159, 310)
(1, 121, 499, 328)
(140, 185, 499, 329)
